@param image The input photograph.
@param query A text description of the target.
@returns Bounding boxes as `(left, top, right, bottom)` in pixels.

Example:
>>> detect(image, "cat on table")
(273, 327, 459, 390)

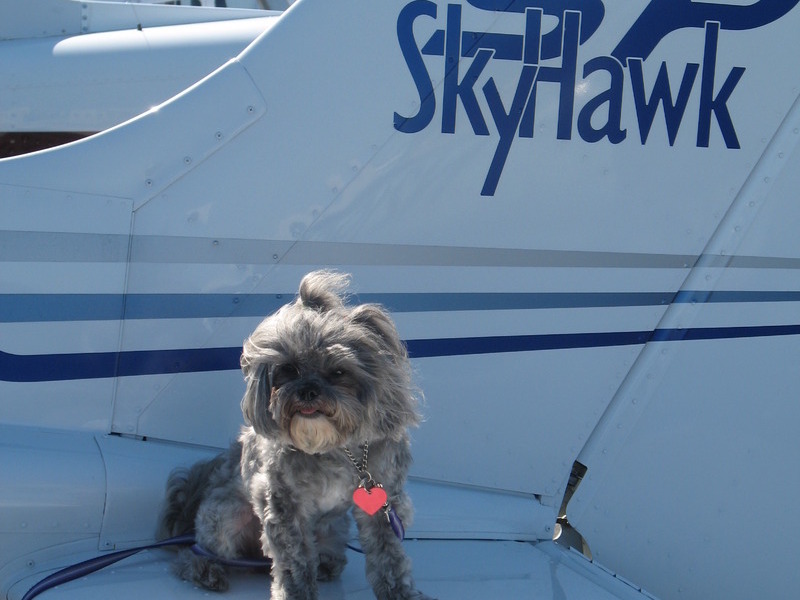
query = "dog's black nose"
(301, 387, 319, 402)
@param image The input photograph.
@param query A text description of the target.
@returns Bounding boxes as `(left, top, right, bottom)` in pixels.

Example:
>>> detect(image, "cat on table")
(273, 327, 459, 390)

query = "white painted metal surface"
(6, 541, 656, 600)
(0, 425, 614, 599)
(0, 0, 272, 40)
(568, 85, 800, 600)
(1, 0, 800, 599)
(0, 8, 276, 133)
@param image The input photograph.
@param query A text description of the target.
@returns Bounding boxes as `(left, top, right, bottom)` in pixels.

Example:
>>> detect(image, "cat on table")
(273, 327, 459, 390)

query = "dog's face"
(263, 323, 377, 455)
(240, 271, 419, 454)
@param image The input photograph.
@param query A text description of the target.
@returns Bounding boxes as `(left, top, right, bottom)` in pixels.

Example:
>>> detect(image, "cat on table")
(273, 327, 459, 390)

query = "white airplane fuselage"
(1, 2, 799, 599)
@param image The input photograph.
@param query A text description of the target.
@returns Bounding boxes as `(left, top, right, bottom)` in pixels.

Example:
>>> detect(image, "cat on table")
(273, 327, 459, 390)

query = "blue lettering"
(394, 0, 438, 134)
(519, 11, 580, 140)
(466, 0, 605, 60)
(442, 4, 490, 135)
(629, 59, 699, 146)
(393, 1, 763, 196)
(577, 56, 626, 144)
(482, 65, 538, 195)
(614, 0, 800, 63)
(697, 21, 745, 149)
(523, 8, 541, 65)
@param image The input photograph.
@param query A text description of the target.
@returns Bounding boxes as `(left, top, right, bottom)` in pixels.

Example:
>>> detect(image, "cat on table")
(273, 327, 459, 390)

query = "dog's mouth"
(290, 403, 335, 418)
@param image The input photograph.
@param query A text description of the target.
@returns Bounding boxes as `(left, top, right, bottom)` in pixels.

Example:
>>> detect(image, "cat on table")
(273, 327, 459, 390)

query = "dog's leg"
(314, 508, 349, 581)
(354, 494, 433, 600)
(263, 491, 319, 600)
(182, 469, 262, 591)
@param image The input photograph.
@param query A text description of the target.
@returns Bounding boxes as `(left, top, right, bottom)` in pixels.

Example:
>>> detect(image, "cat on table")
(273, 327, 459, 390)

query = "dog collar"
(343, 442, 384, 512)
(342, 442, 405, 541)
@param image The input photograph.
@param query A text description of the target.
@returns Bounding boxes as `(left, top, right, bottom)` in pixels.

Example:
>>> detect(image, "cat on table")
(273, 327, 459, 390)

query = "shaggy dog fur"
(158, 271, 432, 599)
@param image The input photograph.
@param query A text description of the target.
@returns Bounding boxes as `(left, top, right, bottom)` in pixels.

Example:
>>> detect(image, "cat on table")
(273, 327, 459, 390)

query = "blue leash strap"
(189, 543, 271, 569)
(387, 505, 405, 541)
(22, 510, 405, 600)
(21, 534, 196, 600)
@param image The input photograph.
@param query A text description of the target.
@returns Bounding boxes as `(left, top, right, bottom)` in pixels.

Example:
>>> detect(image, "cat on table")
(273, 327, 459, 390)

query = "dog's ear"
(240, 331, 281, 436)
(349, 303, 408, 360)
(297, 270, 350, 312)
(350, 303, 422, 434)
(240, 360, 274, 435)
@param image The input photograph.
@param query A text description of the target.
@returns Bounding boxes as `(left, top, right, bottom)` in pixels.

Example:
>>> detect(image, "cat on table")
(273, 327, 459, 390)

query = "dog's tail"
(156, 451, 229, 540)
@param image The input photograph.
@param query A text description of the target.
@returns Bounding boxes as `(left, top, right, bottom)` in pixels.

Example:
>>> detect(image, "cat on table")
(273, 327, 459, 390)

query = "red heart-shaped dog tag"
(352, 486, 388, 516)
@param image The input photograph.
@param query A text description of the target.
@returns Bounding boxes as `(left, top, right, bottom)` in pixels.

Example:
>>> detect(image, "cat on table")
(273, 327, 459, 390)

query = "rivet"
(247, 105, 255, 114)
(215, 131, 223, 141)
(183, 156, 192, 165)
(145, 179, 153, 187)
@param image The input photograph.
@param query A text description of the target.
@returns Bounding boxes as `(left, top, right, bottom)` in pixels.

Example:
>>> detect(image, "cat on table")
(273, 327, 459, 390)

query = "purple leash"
(21, 534, 196, 600)
(20, 534, 269, 600)
(21, 511, 404, 600)
(386, 505, 406, 541)
(189, 541, 272, 569)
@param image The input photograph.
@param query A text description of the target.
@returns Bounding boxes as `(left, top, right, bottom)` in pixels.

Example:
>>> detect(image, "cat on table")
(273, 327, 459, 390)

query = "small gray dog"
(158, 271, 431, 600)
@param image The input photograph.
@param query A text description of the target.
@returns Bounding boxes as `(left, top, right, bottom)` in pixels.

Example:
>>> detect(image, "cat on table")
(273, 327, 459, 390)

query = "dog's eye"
(271, 364, 300, 389)
(330, 368, 347, 380)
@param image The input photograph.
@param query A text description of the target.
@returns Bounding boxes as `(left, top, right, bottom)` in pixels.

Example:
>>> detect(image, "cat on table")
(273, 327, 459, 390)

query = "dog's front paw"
(194, 562, 230, 592)
(172, 548, 230, 591)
